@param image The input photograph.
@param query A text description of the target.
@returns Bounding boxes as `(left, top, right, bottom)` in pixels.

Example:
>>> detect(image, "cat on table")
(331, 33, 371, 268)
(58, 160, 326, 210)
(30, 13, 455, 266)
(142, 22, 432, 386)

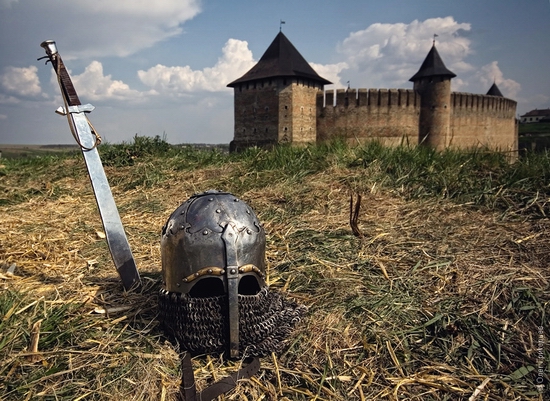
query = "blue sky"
(0, 0, 549, 145)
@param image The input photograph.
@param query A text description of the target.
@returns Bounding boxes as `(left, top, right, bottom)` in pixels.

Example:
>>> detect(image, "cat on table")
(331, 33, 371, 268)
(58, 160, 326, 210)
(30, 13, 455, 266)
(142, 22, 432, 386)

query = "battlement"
(451, 92, 517, 117)
(321, 88, 420, 109)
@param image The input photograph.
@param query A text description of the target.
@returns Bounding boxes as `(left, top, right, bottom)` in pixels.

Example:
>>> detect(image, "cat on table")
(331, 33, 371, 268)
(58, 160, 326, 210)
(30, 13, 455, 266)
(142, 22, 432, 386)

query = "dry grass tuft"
(0, 147, 548, 400)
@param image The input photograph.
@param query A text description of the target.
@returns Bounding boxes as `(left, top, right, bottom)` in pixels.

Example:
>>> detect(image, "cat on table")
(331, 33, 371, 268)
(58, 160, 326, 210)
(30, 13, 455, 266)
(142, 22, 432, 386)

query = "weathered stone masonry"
(317, 88, 420, 146)
(317, 88, 517, 151)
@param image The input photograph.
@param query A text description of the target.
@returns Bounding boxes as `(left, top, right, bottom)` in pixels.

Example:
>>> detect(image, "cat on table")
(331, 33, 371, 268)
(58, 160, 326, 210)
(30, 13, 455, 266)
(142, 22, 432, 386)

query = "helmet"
(158, 190, 305, 358)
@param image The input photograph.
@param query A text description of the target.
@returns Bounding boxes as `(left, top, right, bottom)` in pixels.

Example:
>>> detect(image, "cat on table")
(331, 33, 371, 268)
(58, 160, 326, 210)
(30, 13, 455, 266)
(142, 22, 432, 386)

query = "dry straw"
(0, 146, 548, 400)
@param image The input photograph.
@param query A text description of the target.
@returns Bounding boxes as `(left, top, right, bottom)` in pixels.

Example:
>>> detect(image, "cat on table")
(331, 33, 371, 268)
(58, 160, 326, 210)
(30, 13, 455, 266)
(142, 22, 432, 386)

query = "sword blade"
(69, 105, 141, 290)
(40, 40, 141, 290)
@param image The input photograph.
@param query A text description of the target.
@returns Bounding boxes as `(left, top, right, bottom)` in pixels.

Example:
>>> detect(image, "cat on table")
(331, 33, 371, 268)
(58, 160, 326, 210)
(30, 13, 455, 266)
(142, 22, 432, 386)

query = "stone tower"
(409, 43, 456, 150)
(227, 31, 331, 151)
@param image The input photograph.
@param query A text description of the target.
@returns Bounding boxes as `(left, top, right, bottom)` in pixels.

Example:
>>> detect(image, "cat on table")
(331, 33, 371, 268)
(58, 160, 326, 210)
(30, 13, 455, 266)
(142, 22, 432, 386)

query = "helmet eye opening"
(188, 277, 225, 298)
(238, 275, 261, 295)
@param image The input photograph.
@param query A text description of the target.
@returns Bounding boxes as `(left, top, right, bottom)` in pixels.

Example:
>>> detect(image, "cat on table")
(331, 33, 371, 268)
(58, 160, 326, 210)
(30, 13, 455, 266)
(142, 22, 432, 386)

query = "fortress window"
(265, 107, 269, 112)
(265, 128, 268, 133)
(284, 105, 288, 110)
(284, 127, 288, 131)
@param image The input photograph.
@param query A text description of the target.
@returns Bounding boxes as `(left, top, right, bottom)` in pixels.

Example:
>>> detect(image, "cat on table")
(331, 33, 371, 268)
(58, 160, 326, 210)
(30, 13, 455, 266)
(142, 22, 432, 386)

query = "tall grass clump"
(99, 134, 173, 167)
(349, 142, 550, 218)
(230, 139, 355, 187)
(99, 134, 231, 170)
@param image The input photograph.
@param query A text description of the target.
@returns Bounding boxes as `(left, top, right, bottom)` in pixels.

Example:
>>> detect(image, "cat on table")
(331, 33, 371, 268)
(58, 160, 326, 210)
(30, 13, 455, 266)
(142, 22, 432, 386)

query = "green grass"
(519, 122, 550, 135)
(2, 136, 550, 218)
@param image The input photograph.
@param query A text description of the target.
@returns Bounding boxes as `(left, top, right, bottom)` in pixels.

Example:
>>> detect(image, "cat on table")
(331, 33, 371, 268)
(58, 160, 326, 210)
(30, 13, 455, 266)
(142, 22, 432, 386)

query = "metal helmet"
(158, 190, 305, 358)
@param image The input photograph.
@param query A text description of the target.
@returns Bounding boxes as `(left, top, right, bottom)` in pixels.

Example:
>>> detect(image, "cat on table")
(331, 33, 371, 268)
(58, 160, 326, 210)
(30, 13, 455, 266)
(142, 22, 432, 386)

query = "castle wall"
(316, 88, 517, 154)
(317, 88, 420, 146)
(231, 83, 518, 155)
(450, 93, 518, 152)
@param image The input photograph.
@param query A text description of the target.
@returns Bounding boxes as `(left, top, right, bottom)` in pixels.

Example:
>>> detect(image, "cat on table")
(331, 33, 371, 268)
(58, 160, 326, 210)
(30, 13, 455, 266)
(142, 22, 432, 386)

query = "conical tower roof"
(486, 82, 504, 97)
(409, 43, 456, 82)
(227, 31, 331, 87)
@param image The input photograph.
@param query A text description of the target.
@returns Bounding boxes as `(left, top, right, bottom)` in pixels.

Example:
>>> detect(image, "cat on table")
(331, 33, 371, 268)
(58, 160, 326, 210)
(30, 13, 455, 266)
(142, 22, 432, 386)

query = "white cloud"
(138, 39, 256, 93)
(58, 61, 147, 102)
(0, 65, 42, 97)
(5, 0, 202, 58)
(336, 17, 473, 88)
(476, 61, 521, 99)
(310, 62, 349, 88)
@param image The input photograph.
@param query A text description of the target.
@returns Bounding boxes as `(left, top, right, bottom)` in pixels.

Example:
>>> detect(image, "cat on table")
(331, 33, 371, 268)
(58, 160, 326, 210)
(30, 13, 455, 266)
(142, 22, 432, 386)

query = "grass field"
(0, 144, 79, 160)
(0, 137, 549, 400)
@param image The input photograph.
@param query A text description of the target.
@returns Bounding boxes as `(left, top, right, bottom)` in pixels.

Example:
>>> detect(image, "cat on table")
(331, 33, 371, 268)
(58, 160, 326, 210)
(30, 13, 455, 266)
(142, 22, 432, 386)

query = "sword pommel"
(40, 40, 58, 56)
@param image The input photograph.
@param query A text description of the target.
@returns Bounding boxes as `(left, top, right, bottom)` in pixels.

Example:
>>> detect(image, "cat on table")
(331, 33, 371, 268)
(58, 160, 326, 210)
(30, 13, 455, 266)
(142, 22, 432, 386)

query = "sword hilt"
(40, 40, 81, 106)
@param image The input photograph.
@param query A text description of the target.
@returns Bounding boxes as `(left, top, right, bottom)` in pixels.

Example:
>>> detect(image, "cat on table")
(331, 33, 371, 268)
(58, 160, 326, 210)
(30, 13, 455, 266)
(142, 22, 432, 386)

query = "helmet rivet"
(195, 272, 199, 277)
(203, 230, 208, 235)
(183, 278, 188, 282)
(230, 268, 237, 274)
(208, 198, 214, 201)
(246, 209, 251, 214)
(234, 198, 239, 202)
(208, 269, 213, 274)
(176, 283, 180, 287)
(216, 209, 221, 213)
(246, 229, 252, 235)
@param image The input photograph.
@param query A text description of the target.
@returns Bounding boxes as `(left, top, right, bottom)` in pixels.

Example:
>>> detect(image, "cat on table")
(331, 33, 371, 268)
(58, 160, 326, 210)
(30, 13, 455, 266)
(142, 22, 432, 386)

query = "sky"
(0, 0, 549, 145)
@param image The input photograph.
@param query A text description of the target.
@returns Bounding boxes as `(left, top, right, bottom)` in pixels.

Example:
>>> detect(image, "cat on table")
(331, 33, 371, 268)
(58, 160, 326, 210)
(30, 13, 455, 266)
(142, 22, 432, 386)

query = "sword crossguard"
(68, 104, 95, 114)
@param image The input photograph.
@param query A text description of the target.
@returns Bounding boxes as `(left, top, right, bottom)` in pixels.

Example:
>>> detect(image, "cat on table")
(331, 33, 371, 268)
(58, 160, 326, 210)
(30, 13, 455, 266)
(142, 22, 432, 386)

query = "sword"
(39, 40, 141, 291)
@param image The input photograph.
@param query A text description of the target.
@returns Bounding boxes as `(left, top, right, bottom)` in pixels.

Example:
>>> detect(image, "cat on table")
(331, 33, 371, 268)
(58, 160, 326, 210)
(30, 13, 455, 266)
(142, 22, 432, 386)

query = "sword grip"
(40, 40, 81, 106)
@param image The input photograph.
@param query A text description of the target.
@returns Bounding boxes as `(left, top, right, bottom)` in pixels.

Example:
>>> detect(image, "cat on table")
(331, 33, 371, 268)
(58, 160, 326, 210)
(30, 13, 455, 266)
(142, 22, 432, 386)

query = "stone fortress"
(227, 31, 518, 153)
